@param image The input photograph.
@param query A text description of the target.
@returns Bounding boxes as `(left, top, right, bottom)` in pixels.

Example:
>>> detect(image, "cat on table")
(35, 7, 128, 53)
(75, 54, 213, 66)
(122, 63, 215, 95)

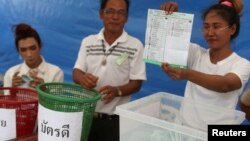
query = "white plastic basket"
(115, 92, 245, 141)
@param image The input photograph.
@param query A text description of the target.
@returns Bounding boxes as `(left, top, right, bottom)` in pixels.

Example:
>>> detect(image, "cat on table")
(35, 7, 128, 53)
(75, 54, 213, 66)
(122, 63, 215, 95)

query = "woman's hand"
(161, 63, 187, 80)
(160, 1, 179, 14)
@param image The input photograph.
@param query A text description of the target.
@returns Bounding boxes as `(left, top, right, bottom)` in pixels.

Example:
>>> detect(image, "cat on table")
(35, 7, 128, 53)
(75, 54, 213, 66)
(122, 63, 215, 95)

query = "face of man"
(100, 0, 128, 36)
(18, 37, 42, 68)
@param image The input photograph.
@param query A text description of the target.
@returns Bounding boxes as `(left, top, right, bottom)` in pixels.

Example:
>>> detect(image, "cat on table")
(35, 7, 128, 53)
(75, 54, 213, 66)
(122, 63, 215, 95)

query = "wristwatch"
(116, 87, 122, 96)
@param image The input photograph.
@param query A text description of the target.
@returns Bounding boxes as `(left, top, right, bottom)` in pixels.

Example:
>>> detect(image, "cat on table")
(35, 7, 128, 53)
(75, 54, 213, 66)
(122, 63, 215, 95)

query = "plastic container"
(0, 87, 38, 137)
(36, 82, 101, 141)
(115, 92, 245, 141)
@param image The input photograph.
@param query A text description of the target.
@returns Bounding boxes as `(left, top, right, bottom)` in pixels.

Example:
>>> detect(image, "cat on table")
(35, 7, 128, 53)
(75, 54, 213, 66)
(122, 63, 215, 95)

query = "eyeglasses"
(202, 25, 231, 33)
(103, 9, 127, 17)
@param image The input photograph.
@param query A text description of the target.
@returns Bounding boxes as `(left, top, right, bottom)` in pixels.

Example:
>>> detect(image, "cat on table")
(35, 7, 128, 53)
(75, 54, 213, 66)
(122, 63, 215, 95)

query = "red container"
(0, 87, 38, 137)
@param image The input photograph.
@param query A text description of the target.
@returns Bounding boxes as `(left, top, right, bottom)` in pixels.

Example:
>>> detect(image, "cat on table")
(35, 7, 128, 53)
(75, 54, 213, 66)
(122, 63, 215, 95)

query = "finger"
(104, 98, 112, 104)
(160, 4, 165, 10)
(168, 6, 176, 14)
(86, 73, 99, 83)
(160, 3, 170, 11)
(161, 63, 170, 72)
(101, 93, 109, 102)
(82, 81, 95, 89)
(101, 93, 114, 104)
(99, 85, 109, 93)
(29, 81, 36, 88)
(12, 76, 24, 86)
(100, 88, 110, 95)
(169, 3, 178, 12)
(82, 77, 96, 89)
(172, 4, 178, 12)
(13, 71, 20, 77)
(162, 3, 178, 14)
(163, 3, 173, 14)
(13, 79, 23, 87)
(165, 4, 171, 13)
(82, 74, 98, 88)
(32, 76, 44, 84)
(161, 63, 165, 69)
(171, 73, 179, 80)
(161, 63, 165, 68)
(167, 68, 176, 75)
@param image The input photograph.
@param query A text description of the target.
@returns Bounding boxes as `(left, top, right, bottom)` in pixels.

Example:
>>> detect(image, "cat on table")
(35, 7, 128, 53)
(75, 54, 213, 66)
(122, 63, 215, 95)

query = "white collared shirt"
(3, 56, 64, 90)
(74, 28, 146, 114)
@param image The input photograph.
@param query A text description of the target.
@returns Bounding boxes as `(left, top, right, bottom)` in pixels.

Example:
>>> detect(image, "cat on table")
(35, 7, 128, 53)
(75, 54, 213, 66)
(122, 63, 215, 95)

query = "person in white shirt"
(161, 0, 250, 129)
(72, 0, 148, 140)
(4, 23, 64, 90)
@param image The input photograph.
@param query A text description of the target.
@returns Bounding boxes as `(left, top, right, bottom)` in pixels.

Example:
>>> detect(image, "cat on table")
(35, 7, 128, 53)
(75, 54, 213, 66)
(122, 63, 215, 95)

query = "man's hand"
(80, 73, 99, 89)
(12, 72, 24, 87)
(99, 85, 118, 104)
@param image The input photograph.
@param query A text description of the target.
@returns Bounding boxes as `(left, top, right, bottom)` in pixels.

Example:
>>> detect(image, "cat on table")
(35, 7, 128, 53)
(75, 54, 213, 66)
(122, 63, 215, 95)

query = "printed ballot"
(144, 9, 194, 68)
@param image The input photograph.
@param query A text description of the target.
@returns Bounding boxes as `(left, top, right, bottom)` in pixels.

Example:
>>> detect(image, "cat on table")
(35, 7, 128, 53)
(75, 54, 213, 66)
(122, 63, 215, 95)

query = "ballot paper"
(21, 74, 33, 82)
(144, 9, 194, 68)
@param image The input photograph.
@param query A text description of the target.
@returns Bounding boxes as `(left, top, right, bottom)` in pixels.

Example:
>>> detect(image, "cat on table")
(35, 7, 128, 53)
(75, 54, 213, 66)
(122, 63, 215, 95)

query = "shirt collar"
(22, 56, 46, 75)
(97, 28, 128, 46)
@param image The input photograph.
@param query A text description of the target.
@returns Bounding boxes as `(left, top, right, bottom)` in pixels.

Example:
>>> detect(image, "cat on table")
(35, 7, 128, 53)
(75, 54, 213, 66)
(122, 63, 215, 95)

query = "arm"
(99, 80, 142, 104)
(161, 63, 242, 92)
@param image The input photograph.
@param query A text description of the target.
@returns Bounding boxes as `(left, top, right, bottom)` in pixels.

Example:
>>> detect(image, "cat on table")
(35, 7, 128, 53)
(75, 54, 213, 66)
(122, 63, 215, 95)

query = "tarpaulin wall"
(1, 0, 250, 123)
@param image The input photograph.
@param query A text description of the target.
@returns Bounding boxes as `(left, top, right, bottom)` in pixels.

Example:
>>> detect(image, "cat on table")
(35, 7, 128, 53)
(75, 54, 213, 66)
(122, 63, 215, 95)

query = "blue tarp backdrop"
(0, 0, 249, 124)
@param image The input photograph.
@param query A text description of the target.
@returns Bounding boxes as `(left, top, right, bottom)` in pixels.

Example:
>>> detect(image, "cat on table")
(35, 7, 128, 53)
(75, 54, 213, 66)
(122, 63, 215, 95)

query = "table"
(9, 134, 38, 141)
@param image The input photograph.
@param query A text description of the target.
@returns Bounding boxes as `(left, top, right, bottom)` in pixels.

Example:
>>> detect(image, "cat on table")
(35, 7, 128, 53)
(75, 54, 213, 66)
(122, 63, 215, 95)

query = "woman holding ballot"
(161, 0, 250, 129)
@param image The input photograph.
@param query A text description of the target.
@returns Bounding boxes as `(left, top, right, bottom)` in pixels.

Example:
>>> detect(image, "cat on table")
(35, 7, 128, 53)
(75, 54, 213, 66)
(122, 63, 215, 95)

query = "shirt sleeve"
(231, 57, 250, 87)
(73, 38, 88, 72)
(187, 43, 206, 68)
(53, 69, 64, 82)
(3, 67, 15, 88)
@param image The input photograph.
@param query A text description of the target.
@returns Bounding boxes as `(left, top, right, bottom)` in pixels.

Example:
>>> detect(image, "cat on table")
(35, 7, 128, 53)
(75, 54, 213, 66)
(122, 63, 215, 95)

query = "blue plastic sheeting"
(0, 0, 250, 124)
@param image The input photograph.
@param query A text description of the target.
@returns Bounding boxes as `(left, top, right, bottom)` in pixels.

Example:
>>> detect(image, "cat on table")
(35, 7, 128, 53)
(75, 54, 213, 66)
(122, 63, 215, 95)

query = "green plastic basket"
(36, 82, 101, 141)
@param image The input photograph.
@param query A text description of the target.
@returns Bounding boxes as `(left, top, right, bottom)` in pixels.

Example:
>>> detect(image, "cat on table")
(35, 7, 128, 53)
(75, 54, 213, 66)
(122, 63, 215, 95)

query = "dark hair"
(13, 23, 42, 51)
(203, 1, 242, 39)
(100, 0, 130, 13)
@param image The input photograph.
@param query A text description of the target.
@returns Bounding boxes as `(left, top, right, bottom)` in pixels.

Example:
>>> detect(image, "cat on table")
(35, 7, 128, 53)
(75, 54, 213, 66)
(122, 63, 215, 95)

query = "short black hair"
(100, 0, 130, 13)
(13, 23, 42, 51)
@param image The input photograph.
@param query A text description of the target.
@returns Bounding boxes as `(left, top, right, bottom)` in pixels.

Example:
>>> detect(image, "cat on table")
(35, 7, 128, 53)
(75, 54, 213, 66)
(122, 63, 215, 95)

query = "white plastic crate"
(115, 92, 245, 141)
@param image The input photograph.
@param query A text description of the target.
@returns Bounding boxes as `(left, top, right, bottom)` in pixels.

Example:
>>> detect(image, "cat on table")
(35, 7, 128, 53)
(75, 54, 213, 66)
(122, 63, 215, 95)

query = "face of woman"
(202, 10, 236, 50)
(18, 37, 42, 68)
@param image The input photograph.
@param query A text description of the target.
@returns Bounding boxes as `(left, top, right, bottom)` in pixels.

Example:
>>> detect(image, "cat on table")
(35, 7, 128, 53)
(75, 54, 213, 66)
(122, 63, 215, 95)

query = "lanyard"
(101, 40, 119, 66)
